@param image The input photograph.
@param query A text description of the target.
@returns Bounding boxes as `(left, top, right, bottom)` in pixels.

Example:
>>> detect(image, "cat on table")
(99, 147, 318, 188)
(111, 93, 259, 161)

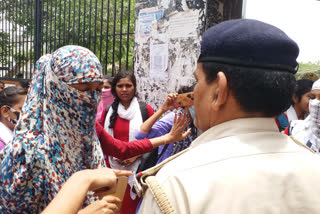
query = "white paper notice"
(150, 43, 168, 80)
(169, 12, 199, 38)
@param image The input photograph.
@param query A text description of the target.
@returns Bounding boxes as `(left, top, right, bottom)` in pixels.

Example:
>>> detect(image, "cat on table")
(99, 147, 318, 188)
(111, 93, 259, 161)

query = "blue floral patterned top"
(0, 45, 106, 213)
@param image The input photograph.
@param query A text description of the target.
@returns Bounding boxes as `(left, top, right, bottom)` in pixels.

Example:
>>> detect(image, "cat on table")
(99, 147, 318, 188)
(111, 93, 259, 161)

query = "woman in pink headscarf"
(96, 75, 114, 121)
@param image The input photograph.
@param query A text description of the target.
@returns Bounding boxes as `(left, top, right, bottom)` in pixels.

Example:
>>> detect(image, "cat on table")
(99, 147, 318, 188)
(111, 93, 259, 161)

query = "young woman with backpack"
(98, 70, 154, 214)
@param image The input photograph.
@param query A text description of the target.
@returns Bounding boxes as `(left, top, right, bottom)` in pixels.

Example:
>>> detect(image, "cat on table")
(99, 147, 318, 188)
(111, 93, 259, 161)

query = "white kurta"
(139, 118, 320, 214)
(286, 105, 298, 123)
(0, 121, 13, 144)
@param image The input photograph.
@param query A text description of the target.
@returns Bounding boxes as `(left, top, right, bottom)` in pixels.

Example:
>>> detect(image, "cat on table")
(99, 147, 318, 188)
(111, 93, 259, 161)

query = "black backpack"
(104, 102, 167, 173)
(136, 144, 169, 173)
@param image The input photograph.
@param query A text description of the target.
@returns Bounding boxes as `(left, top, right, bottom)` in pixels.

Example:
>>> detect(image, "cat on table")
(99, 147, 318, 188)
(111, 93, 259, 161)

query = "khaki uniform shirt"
(139, 118, 320, 214)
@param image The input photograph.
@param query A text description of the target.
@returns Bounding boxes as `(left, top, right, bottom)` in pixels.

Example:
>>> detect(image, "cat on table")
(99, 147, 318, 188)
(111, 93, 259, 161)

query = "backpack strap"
(99, 104, 111, 126)
(105, 104, 111, 115)
(158, 144, 169, 159)
(138, 102, 149, 122)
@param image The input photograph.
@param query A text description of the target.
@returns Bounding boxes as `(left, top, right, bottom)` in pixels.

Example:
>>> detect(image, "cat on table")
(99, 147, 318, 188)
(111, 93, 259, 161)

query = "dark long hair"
(292, 79, 313, 105)
(109, 71, 137, 128)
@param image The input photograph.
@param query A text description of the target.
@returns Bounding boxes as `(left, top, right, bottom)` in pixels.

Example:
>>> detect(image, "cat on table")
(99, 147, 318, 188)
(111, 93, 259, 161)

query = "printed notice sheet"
(169, 11, 199, 38)
(150, 43, 168, 80)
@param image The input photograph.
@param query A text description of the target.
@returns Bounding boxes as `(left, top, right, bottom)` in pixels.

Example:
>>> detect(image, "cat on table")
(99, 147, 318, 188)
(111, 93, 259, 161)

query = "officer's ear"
(211, 71, 228, 112)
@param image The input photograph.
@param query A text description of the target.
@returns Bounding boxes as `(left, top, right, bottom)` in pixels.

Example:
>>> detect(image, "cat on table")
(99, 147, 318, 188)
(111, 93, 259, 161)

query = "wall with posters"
(134, 0, 242, 109)
(134, 0, 205, 109)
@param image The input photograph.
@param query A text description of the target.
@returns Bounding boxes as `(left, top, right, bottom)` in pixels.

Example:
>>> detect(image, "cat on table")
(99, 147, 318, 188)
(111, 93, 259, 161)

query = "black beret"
(198, 19, 299, 73)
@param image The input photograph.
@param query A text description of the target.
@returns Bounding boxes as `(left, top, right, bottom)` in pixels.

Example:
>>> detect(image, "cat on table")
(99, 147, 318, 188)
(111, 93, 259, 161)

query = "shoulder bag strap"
(138, 102, 149, 122)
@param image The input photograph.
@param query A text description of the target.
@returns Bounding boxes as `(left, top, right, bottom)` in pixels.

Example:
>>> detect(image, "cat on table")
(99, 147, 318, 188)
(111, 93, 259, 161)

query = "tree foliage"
(0, 0, 136, 77)
(297, 61, 320, 77)
(0, 32, 10, 67)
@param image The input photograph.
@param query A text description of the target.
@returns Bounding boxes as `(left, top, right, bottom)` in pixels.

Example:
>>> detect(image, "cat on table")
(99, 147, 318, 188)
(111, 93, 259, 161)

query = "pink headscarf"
(96, 88, 114, 120)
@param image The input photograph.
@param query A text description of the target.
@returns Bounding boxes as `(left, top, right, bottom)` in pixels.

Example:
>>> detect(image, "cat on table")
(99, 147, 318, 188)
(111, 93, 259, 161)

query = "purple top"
(135, 112, 175, 163)
(0, 137, 6, 152)
(135, 111, 198, 214)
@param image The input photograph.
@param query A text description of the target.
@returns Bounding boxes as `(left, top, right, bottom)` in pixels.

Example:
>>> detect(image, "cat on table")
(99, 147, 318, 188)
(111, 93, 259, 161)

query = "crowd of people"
(1, 18, 320, 214)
